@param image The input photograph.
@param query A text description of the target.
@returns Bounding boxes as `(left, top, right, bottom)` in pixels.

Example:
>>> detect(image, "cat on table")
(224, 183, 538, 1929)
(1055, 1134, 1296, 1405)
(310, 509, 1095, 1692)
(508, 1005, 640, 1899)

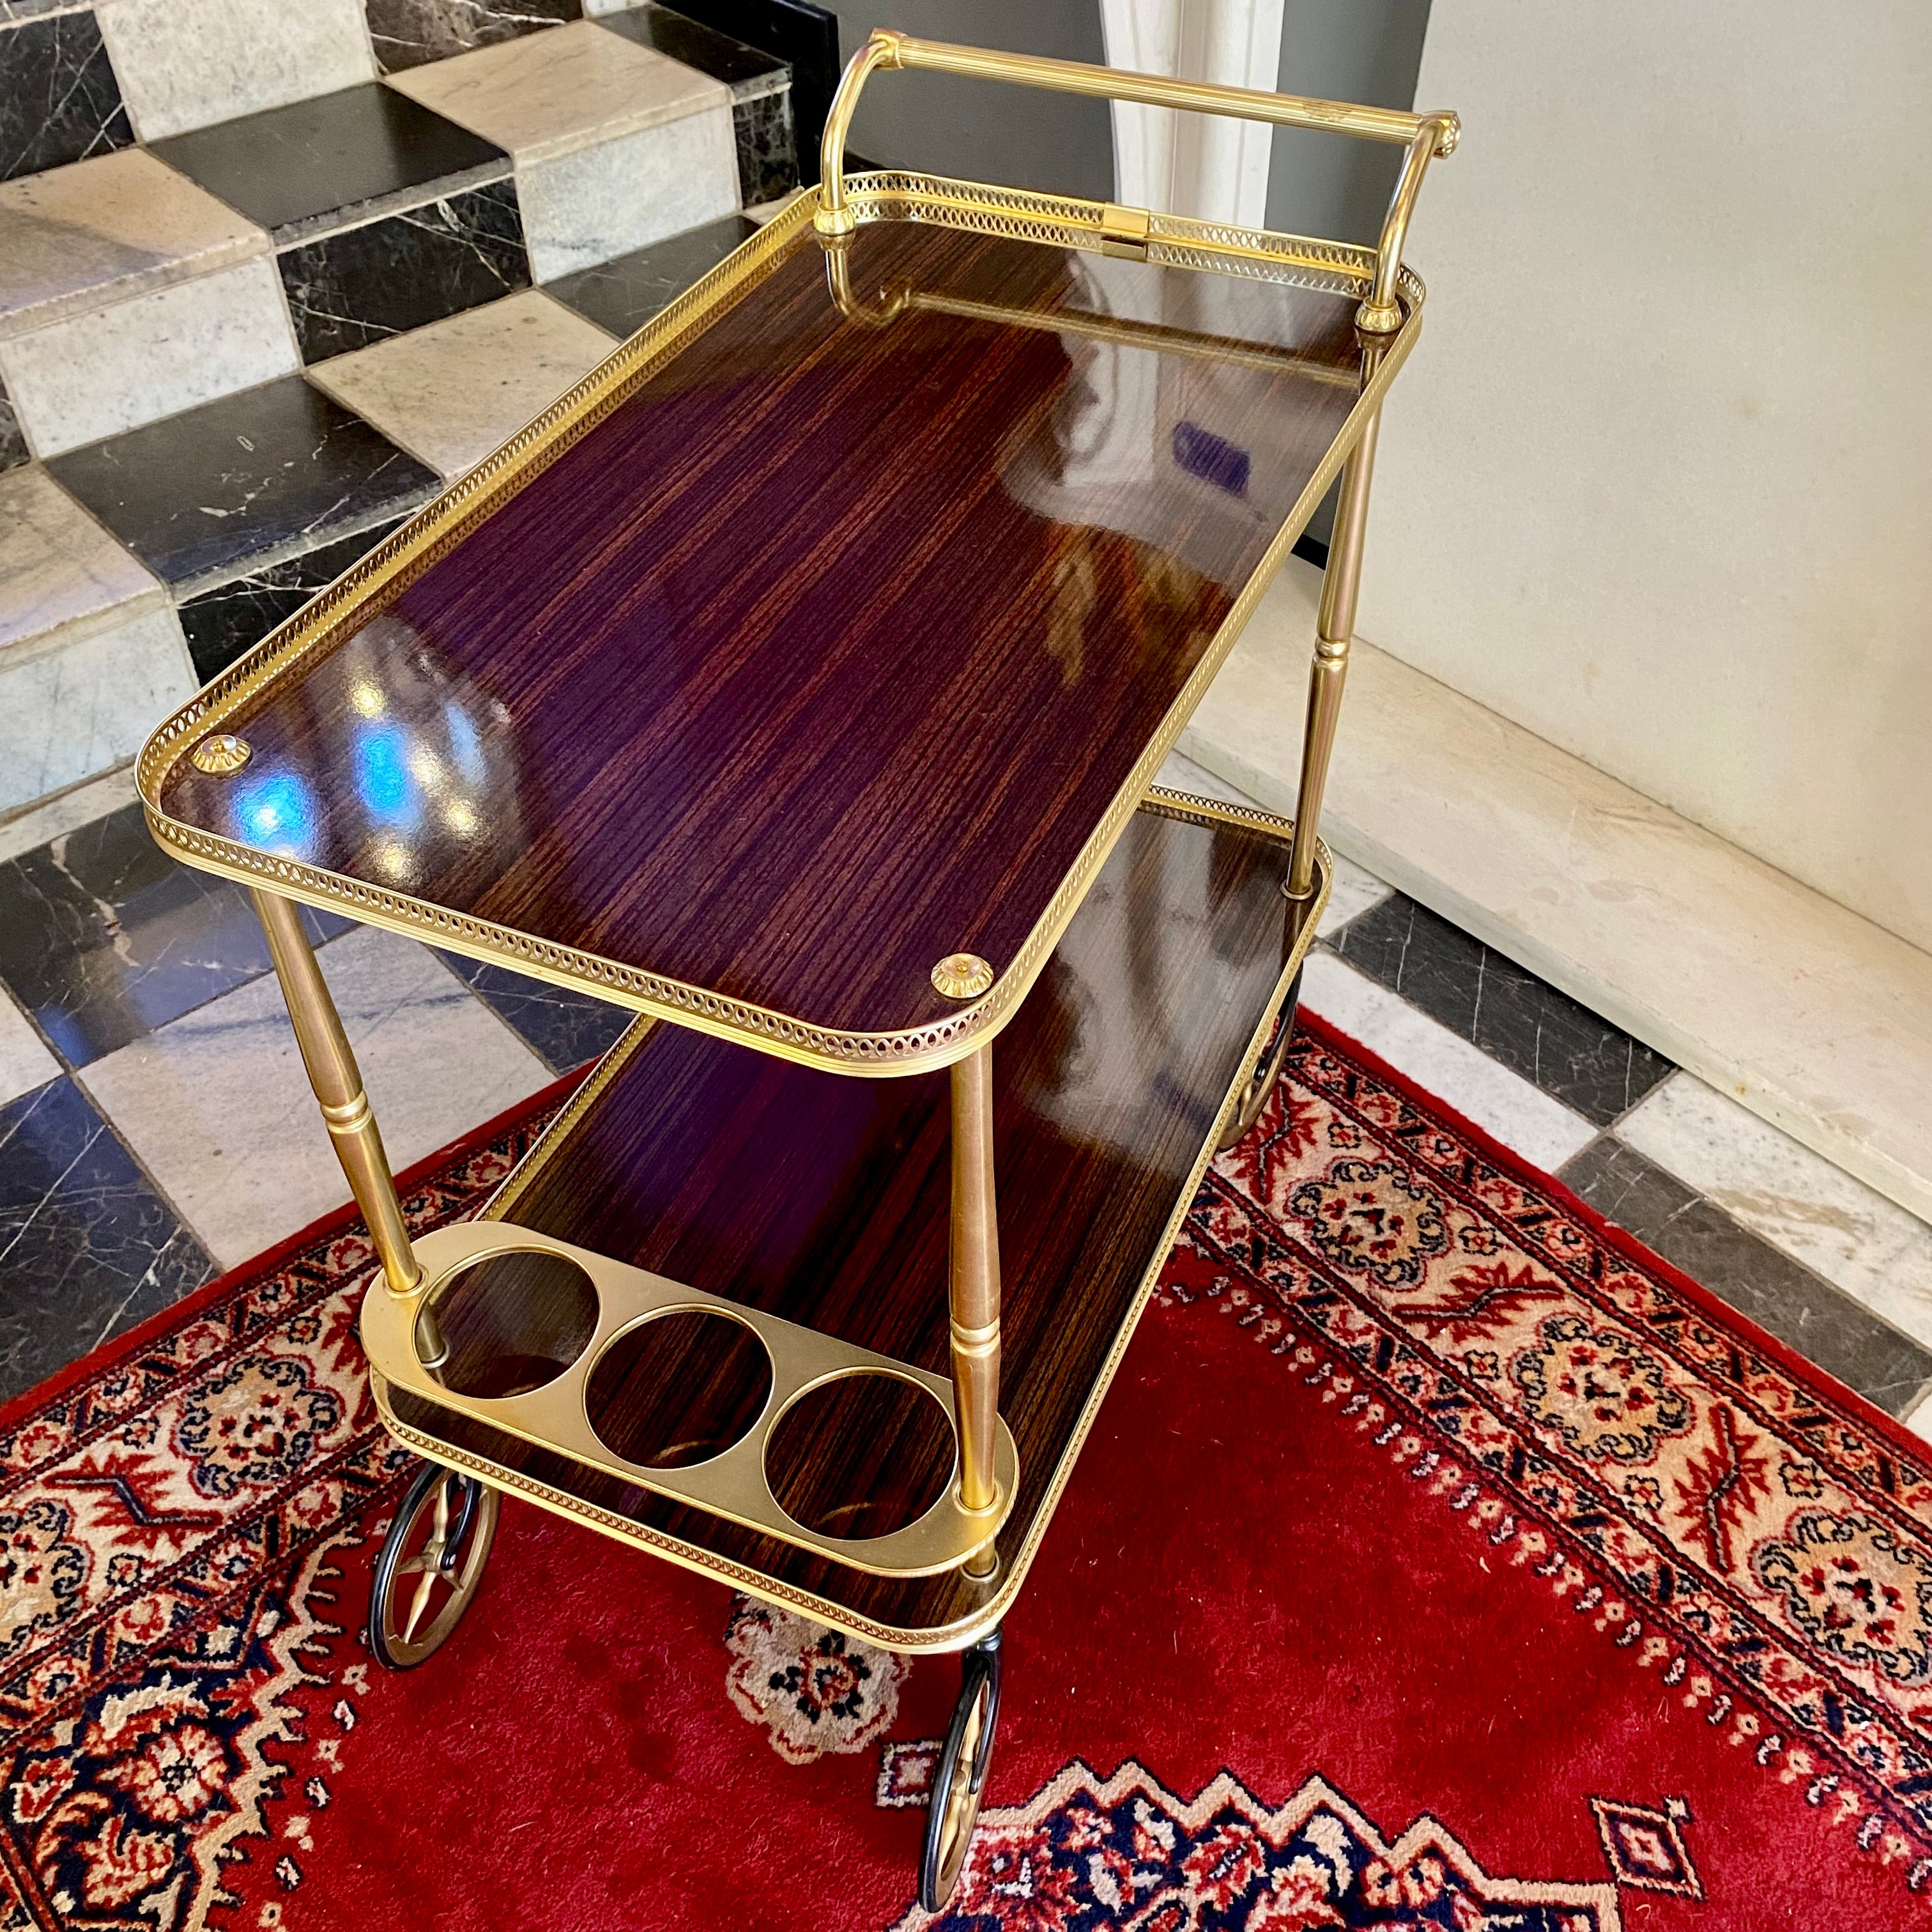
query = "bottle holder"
(364, 1222, 1019, 1577)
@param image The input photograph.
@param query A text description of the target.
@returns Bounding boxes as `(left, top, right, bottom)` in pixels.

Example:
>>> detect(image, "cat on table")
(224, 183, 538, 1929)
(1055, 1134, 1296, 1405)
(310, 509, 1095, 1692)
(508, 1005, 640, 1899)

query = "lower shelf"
(377, 791, 1327, 1649)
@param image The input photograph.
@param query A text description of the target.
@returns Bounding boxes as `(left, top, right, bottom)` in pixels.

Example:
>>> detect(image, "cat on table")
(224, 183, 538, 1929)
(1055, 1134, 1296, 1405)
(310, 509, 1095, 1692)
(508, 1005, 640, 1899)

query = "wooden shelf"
(146, 195, 1394, 1071)
(376, 793, 1327, 1648)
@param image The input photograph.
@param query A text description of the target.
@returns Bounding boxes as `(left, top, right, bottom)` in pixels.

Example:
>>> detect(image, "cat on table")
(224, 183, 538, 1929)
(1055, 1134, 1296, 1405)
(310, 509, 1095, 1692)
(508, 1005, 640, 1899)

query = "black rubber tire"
(369, 1460, 496, 1671)
(919, 1629, 1004, 1911)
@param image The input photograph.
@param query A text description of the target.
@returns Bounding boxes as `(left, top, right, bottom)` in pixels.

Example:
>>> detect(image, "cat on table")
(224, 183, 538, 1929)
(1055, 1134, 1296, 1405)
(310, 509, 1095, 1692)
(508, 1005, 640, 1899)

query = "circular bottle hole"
(431, 1248, 599, 1399)
(586, 1310, 774, 1469)
(765, 1370, 955, 1541)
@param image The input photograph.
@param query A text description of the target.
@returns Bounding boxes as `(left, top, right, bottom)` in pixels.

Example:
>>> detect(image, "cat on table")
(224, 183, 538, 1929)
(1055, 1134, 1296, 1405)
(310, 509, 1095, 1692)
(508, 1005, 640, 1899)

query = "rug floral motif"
(887, 1759, 1623, 1931)
(0, 1117, 548, 1931)
(724, 1595, 907, 1764)
(1171, 1029, 1932, 1885)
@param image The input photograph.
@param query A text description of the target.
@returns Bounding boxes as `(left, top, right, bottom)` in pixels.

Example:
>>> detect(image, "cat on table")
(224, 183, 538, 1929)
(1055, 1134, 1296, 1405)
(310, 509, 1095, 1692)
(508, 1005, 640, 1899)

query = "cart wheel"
(369, 1460, 499, 1670)
(1218, 964, 1304, 1152)
(920, 1629, 1003, 1912)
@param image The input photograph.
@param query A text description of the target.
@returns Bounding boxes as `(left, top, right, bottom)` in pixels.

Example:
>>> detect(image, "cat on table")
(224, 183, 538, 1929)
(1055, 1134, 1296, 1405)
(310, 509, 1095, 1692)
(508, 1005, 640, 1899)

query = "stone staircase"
(0, 0, 802, 818)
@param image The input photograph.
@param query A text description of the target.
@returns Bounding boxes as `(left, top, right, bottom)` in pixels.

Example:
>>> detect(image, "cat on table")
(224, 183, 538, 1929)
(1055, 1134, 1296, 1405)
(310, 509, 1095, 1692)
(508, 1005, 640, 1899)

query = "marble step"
(147, 80, 527, 367)
(383, 18, 739, 282)
(595, 2, 797, 208)
(0, 148, 295, 460)
(0, 464, 195, 816)
(0, 12, 767, 460)
(42, 371, 440, 691)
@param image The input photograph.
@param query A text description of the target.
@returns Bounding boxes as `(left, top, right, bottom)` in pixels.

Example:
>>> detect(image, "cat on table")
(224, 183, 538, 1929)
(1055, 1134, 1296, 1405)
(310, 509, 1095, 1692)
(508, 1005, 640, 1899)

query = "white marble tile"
(93, 0, 378, 141)
(1157, 748, 1255, 809)
(0, 148, 269, 339)
(0, 763, 137, 864)
(386, 19, 730, 163)
(1616, 1072, 1932, 1346)
(1300, 951, 1598, 1174)
(1181, 556, 1932, 1225)
(516, 110, 740, 282)
(0, 465, 161, 650)
(81, 924, 552, 1268)
(0, 257, 298, 457)
(0, 604, 196, 813)
(309, 289, 615, 479)
(0, 990, 58, 1108)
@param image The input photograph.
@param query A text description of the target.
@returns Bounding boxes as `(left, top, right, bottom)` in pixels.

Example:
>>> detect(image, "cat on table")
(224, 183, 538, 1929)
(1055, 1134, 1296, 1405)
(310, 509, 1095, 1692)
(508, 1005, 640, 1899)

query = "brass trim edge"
(482, 1018, 657, 1225)
(139, 179, 1412, 1081)
(379, 795, 1330, 1653)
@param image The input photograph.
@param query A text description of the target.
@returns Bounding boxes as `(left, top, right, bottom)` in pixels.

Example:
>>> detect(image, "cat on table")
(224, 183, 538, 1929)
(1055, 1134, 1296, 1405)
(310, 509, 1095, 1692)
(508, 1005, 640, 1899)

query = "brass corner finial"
(931, 953, 994, 1000)
(190, 732, 252, 776)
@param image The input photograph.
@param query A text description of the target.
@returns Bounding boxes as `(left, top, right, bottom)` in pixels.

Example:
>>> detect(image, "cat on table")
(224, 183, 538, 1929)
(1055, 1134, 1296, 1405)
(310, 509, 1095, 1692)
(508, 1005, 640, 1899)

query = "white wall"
(1358, 3, 1932, 954)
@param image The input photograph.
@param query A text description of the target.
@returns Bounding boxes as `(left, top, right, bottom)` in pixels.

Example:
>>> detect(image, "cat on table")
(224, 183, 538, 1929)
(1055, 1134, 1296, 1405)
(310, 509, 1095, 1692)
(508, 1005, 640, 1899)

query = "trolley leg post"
(251, 889, 441, 1357)
(1285, 402, 1382, 901)
(949, 1040, 1001, 1579)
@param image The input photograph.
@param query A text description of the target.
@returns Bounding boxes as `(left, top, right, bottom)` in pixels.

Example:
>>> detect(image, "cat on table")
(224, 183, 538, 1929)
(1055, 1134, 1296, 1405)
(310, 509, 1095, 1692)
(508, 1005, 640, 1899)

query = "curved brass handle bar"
(824, 256, 1363, 386)
(816, 28, 1458, 331)
(1356, 126, 1441, 334)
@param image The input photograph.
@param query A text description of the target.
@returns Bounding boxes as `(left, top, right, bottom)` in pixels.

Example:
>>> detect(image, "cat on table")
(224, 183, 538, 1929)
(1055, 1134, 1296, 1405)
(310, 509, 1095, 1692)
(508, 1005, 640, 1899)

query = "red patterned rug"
(3, 1020, 1929, 1930)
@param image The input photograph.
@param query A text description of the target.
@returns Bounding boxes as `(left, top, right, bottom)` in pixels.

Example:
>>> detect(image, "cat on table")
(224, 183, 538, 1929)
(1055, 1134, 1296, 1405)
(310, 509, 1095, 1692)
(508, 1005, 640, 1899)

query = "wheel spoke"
(371, 1466, 498, 1671)
(401, 1565, 438, 1644)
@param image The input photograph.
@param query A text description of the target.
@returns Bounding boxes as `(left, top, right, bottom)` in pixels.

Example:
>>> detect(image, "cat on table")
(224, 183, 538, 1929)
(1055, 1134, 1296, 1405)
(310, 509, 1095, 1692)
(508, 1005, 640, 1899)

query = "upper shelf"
(141, 182, 1420, 1075)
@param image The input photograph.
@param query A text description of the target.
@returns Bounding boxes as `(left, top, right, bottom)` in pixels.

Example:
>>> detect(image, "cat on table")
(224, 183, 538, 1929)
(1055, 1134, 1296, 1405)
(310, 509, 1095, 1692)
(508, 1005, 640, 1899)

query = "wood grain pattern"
(388, 801, 1305, 1642)
(162, 220, 1361, 1043)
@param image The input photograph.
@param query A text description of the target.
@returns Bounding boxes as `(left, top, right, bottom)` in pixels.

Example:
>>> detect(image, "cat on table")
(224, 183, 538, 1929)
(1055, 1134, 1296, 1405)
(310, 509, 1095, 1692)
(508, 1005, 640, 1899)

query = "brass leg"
(1285, 404, 1383, 900)
(948, 1042, 1001, 1578)
(251, 889, 427, 1316)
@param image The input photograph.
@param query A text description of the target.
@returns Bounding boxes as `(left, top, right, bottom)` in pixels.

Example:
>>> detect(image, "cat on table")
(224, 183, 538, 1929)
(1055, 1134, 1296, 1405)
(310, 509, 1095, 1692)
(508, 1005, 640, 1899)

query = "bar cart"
(138, 33, 1457, 1911)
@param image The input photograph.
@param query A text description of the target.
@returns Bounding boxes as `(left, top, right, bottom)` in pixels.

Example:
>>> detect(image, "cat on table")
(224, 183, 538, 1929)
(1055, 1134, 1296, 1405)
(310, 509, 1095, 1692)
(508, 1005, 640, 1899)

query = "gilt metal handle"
(815, 28, 1458, 333)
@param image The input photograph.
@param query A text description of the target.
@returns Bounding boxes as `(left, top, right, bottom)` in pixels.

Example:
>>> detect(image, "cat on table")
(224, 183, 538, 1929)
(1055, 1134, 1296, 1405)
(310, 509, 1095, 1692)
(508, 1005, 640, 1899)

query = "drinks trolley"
(138, 33, 1457, 1911)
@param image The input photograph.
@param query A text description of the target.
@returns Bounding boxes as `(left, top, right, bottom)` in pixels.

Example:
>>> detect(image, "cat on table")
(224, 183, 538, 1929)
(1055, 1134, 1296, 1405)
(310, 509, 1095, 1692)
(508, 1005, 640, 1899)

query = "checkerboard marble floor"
(5, 749, 1932, 1441)
(1, 0, 798, 815)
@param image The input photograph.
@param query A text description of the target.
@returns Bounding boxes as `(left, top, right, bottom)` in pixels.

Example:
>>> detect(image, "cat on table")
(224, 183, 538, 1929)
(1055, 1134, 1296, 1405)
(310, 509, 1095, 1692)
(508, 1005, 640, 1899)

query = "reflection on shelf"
(208, 611, 528, 896)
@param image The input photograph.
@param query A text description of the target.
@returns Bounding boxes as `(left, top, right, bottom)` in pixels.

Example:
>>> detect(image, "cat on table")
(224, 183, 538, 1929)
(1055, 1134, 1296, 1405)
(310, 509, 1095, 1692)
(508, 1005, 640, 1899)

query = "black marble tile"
(664, 0, 834, 177)
(45, 376, 439, 596)
(546, 213, 756, 339)
(149, 82, 509, 245)
(1559, 1137, 1932, 1417)
(365, 0, 579, 73)
(0, 11, 134, 181)
(436, 951, 632, 1075)
(279, 181, 530, 364)
(1331, 894, 1677, 1126)
(732, 86, 797, 206)
(597, 6, 806, 204)
(0, 372, 26, 470)
(0, 1078, 215, 1403)
(599, 3, 784, 92)
(0, 802, 352, 1068)
(177, 518, 408, 685)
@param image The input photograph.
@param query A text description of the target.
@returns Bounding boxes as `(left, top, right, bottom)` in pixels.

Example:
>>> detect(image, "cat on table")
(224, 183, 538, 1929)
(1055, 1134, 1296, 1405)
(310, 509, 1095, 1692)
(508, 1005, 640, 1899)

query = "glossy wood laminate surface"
(385, 799, 1317, 1644)
(160, 217, 1365, 1050)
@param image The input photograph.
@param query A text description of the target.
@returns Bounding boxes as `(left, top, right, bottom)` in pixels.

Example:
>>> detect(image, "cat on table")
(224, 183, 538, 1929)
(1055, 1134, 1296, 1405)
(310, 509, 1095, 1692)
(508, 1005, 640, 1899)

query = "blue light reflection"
(355, 721, 421, 829)
(230, 769, 318, 859)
